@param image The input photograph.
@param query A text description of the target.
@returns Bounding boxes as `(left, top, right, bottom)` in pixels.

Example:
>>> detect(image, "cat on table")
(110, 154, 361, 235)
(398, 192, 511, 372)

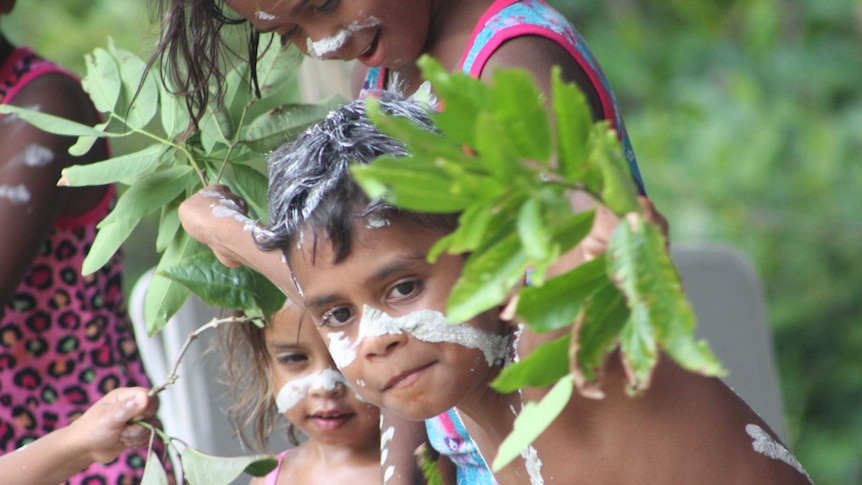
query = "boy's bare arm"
(178, 186, 298, 298)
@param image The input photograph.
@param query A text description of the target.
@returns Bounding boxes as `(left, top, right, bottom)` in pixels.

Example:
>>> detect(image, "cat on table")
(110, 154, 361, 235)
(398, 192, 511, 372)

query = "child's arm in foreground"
(0, 387, 156, 485)
(178, 185, 297, 296)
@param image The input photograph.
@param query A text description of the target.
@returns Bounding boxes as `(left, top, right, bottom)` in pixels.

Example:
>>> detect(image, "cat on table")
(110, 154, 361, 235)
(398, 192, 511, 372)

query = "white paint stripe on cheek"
(274, 368, 347, 413)
(745, 424, 811, 480)
(0, 184, 31, 204)
(359, 305, 509, 366)
(306, 17, 381, 58)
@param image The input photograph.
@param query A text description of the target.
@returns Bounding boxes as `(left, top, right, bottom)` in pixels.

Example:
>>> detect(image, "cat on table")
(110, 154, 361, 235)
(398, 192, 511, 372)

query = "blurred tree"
(548, 0, 862, 483)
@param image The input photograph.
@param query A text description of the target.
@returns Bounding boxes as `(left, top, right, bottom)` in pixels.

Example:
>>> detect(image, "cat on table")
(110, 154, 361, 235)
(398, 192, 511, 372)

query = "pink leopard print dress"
(0, 46, 169, 484)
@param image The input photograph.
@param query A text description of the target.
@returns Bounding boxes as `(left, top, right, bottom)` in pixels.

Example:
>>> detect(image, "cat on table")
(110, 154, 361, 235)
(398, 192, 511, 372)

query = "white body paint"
(326, 305, 509, 369)
(306, 17, 381, 59)
(366, 214, 390, 229)
(255, 10, 277, 20)
(201, 188, 257, 232)
(746, 424, 811, 481)
(0, 184, 31, 204)
(521, 445, 545, 485)
(380, 425, 396, 484)
(274, 368, 348, 413)
(22, 144, 54, 167)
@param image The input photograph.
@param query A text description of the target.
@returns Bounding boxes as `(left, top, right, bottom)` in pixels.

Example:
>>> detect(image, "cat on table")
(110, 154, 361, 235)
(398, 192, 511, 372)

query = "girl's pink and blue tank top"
(425, 408, 493, 485)
(361, 0, 646, 195)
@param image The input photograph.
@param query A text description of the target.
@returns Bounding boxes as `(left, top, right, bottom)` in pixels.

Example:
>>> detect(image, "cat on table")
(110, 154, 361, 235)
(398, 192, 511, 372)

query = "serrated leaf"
(0, 104, 117, 137)
(446, 233, 529, 323)
(81, 218, 139, 275)
(472, 110, 521, 180)
(570, 282, 630, 396)
(144, 232, 200, 335)
(552, 66, 592, 181)
(180, 447, 278, 485)
(59, 144, 165, 187)
(492, 374, 574, 471)
(160, 251, 285, 316)
(351, 156, 474, 213)
(608, 215, 725, 393)
(82, 47, 121, 113)
(589, 126, 639, 215)
(240, 103, 331, 153)
(417, 56, 490, 147)
(101, 165, 193, 225)
(516, 256, 608, 333)
(141, 451, 171, 485)
(490, 68, 551, 162)
(517, 197, 551, 260)
(492, 334, 570, 393)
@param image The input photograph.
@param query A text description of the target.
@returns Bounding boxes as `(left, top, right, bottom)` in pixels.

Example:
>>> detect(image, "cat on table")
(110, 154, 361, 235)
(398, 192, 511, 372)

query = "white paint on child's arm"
(256, 10, 277, 20)
(305, 17, 381, 59)
(200, 187, 258, 231)
(380, 425, 396, 484)
(746, 424, 811, 481)
(0, 184, 31, 204)
(521, 445, 545, 485)
(274, 368, 347, 413)
(22, 144, 54, 167)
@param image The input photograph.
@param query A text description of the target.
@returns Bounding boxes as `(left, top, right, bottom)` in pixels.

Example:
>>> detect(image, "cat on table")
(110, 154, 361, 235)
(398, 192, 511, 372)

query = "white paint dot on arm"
(0, 184, 31, 205)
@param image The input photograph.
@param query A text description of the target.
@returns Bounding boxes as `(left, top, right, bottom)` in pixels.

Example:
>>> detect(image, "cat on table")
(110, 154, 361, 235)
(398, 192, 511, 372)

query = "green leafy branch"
(352, 55, 726, 471)
(0, 39, 337, 333)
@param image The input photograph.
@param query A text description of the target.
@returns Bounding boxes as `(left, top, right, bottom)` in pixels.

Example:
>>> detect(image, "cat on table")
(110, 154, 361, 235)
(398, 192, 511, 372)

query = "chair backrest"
(670, 244, 787, 441)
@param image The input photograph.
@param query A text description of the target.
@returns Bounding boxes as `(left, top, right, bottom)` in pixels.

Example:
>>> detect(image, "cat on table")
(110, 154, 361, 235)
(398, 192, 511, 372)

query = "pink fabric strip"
(457, 0, 521, 72)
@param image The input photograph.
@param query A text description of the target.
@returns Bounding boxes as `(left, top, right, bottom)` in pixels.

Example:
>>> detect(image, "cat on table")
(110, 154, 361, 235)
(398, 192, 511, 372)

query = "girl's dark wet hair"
(147, 0, 261, 127)
(258, 92, 458, 262)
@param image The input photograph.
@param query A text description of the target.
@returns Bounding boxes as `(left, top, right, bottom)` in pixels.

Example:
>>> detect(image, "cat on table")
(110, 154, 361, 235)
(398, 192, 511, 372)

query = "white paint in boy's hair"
(306, 17, 381, 59)
(0, 184, 31, 204)
(326, 305, 509, 369)
(255, 10, 276, 20)
(274, 367, 348, 413)
(745, 424, 811, 481)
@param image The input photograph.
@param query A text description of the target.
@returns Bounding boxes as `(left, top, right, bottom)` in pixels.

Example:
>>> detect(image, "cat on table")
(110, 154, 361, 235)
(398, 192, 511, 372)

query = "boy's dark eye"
(321, 307, 354, 328)
(390, 281, 420, 300)
(314, 0, 339, 14)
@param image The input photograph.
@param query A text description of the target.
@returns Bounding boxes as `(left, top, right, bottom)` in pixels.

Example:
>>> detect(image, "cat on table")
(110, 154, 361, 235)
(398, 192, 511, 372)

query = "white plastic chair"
(670, 244, 787, 441)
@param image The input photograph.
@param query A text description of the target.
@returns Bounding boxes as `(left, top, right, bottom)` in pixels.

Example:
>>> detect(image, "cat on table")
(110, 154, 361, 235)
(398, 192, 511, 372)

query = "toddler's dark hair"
(258, 92, 459, 261)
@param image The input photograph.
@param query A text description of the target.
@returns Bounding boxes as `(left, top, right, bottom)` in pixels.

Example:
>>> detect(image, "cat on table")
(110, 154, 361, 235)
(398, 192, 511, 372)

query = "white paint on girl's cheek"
(745, 424, 811, 480)
(356, 379, 366, 387)
(359, 305, 509, 366)
(256, 10, 277, 20)
(0, 184, 31, 204)
(306, 17, 381, 59)
(22, 144, 54, 167)
(274, 367, 347, 413)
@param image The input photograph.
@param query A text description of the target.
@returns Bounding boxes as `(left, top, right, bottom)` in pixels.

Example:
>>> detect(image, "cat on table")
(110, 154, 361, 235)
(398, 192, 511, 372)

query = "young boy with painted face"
(179, 94, 811, 485)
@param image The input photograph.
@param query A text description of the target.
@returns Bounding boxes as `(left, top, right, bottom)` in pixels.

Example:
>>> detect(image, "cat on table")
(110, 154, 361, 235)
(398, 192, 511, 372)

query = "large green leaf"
(109, 40, 159, 129)
(158, 76, 191, 140)
(228, 163, 270, 223)
(589, 126, 640, 215)
(417, 57, 491, 147)
(254, 43, 303, 99)
(155, 203, 181, 253)
(82, 47, 121, 113)
(160, 251, 285, 317)
(144, 232, 200, 335)
(490, 68, 551, 163)
(59, 144, 165, 187)
(141, 451, 171, 485)
(0, 104, 117, 137)
(81, 217, 139, 275)
(492, 374, 574, 471)
(180, 447, 277, 485)
(516, 256, 608, 333)
(551, 67, 592, 182)
(101, 165, 194, 225)
(492, 334, 570, 393)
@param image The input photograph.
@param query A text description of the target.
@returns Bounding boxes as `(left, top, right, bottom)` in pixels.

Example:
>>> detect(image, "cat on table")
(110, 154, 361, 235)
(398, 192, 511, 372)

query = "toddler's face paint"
(306, 17, 381, 59)
(274, 367, 348, 413)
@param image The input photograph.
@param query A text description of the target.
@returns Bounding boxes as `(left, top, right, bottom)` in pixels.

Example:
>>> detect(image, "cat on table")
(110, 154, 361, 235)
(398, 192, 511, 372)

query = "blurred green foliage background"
(4, 0, 860, 483)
